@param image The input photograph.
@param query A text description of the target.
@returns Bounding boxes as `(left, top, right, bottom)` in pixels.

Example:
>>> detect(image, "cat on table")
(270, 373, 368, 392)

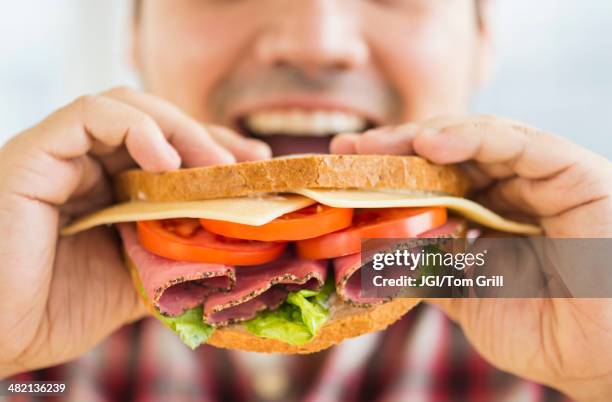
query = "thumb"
(124, 289, 149, 324)
(207, 125, 272, 162)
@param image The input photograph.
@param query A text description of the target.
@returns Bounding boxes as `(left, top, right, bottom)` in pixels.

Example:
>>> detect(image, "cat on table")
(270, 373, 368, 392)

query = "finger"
(354, 124, 420, 155)
(206, 125, 271, 162)
(541, 197, 612, 237)
(67, 156, 107, 200)
(413, 115, 584, 180)
(459, 162, 494, 191)
(330, 124, 420, 155)
(483, 161, 612, 217)
(103, 87, 235, 166)
(420, 115, 466, 131)
(96, 148, 136, 176)
(330, 133, 359, 154)
(89, 141, 118, 156)
(40, 94, 181, 171)
(4, 94, 181, 206)
(59, 156, 114, 217)
(473, 161, 515, 180)
(472, 190, 540, 223)
(473, 185, 528, 215)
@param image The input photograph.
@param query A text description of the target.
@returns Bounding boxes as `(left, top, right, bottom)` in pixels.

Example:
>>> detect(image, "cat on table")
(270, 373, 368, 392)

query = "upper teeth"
(244, 109, 368, 137)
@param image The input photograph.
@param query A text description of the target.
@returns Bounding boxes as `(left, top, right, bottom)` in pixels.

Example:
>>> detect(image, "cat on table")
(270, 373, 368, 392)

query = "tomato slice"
(163, 218, 201, 237)
(199, 204, 354, 241)
(356, 207, 447, 238)
(137, 219, 286, 266)
(295, 207, 447, 260)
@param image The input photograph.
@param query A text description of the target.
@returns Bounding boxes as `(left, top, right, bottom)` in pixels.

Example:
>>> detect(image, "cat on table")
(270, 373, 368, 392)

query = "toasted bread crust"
(207, 297, 420, 354)
(126, 256, 419, 354)
(115, 155, 469, 202)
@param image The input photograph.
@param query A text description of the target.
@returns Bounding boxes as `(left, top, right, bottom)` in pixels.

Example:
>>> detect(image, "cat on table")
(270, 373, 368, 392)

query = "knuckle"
(106, 85, 134, 98)
(466, 115, 496, 131)
(508, 121, 550, 142)
(72, 94, 108, 122)
(205, 124, 228, 138)
(73, 94, 99, 110)
(72, 94, 119, 117)
(477, 113, 498, 122)
(131, 112, 159, 134)
(361, 129, 380, 140)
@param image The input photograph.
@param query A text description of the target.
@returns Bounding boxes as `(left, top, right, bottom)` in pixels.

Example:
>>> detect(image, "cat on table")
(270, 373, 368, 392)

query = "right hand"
(331, 116, 612, 401)
(0, 87, 271, 377)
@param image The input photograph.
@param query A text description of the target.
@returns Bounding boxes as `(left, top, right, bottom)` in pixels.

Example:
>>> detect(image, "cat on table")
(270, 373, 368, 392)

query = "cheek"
(138, 4, 257, 121)
(365, 8, 477, 120)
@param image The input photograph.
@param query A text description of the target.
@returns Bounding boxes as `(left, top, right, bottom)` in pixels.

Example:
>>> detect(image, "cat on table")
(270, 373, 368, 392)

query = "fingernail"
(249, 140, 272, 160)
(216, 147, 236, 164)
(330, 133, 358, 154)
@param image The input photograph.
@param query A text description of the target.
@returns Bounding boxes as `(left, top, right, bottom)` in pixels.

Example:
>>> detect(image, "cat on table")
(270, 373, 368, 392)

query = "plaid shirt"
(8, 304, 569, 402)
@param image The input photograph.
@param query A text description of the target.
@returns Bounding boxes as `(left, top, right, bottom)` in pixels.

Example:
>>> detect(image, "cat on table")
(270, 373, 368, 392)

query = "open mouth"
(235, 108, 377, 155)
(238, 108, 375, 137)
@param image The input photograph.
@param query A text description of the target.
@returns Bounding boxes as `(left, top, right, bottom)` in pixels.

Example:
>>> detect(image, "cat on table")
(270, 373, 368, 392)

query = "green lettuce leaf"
(134, 274, 213, 349)
(134, 262, 333, 348)
(245, 280, 335, 346)
(158, 306, 214, 349)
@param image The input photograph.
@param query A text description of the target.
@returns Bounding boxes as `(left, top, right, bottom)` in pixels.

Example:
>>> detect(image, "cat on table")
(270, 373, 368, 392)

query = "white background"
(1, 0, 611, 158)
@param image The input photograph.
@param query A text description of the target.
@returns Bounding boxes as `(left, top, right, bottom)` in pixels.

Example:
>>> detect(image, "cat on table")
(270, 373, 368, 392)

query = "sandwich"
(62, 155, 540, 353)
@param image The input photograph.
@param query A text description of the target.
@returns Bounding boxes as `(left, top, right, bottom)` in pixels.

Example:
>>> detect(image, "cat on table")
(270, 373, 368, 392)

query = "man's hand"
(0, 87, 270, 378)
(332, 115, 612, 401)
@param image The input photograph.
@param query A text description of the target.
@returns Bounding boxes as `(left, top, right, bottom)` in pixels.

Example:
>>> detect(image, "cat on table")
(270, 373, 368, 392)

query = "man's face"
(134, 0, 489, 154)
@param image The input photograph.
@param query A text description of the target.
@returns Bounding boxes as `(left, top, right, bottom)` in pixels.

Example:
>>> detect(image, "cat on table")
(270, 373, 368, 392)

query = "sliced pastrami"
(333, 253, 382, 307)
(333, 219, 465, 306)
(206, 287, 288, 325)
(118, 223, 235, 316)
(157, 282, 212, 316)
(204, 255, 327, 326)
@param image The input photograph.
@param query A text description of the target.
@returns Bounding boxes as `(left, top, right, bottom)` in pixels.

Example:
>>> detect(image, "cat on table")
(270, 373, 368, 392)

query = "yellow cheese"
(292, 189, 542, 235)
(60, 194, 315, 236)
(62, 188, 542, 237)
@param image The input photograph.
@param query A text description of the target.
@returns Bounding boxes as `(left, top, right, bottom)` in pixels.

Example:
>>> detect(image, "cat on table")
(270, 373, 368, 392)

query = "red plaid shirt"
(9, 304, 569, 402)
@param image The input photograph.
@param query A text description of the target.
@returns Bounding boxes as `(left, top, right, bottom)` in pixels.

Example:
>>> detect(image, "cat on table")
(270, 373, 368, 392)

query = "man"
(0, 0, 610, 401)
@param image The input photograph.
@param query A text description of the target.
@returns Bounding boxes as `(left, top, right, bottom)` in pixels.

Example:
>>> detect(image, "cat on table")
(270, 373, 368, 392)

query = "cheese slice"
(60, 194, 315, 236)
(62, 188, 542, 237)
(292, 188, 542, 235)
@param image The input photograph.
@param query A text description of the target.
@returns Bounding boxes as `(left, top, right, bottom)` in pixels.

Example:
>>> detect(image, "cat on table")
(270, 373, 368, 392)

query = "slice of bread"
(126, 255, 420, 354)
(114, 155, 469, 202)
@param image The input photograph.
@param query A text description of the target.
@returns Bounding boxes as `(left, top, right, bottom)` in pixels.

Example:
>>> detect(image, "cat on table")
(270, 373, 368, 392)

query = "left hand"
(331, 115, 612, 401)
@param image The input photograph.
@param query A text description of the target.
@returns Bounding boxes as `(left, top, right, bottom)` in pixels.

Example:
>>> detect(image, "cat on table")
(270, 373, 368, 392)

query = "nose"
(254, 0, 369, 73)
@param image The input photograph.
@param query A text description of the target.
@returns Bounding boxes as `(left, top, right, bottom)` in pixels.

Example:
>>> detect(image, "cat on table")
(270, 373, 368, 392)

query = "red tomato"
(162, 218, 201, 237)
(200, 204, 353, 241)
(137, 219, 286, 266)
(295, 207, 447, 260)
